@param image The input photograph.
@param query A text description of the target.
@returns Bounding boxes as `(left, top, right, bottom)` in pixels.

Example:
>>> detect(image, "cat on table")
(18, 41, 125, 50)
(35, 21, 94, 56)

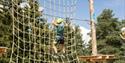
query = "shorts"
(56, 35, 64, 44)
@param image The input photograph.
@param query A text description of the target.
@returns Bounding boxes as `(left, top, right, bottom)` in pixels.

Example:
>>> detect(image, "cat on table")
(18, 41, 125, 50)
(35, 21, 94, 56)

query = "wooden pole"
(89, 0, 97, 55)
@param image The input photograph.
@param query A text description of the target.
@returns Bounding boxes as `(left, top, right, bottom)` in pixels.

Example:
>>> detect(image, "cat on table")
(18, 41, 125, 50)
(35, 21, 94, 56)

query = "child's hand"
(64, 21, 68, 26)
(65, 23, 68, 26)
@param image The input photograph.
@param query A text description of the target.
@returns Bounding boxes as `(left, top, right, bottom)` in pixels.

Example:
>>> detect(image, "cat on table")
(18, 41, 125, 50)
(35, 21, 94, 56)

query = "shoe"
(58, 53, 65, 58)
(62, 48, 66, 54)
(52, 54, 59, 58)
(60, 54, 65, 58)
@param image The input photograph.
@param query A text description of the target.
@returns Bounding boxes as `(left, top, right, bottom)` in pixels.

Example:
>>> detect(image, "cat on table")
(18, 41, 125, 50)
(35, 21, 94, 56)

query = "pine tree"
(96, 9, 125, 63)
(0, 0, 84, 62)
(0, 0, 13, 62)
(10, 0, 51, 63)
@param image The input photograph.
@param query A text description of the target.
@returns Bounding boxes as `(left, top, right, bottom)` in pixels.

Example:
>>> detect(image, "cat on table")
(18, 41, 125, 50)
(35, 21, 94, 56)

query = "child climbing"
(120, 27, 125, 40)
(51, 18, 67, 54)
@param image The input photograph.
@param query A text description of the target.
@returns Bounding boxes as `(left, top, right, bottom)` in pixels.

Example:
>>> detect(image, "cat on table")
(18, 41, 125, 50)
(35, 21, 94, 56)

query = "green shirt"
(54, 25, 64, 36)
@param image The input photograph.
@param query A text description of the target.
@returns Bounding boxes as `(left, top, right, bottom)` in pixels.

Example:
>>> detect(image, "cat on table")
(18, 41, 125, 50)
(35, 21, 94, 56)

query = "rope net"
(9, 0, 84, 63)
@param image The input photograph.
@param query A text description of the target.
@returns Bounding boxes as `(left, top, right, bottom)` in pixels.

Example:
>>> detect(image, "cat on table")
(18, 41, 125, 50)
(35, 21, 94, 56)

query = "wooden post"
(89, 0, 97, 55)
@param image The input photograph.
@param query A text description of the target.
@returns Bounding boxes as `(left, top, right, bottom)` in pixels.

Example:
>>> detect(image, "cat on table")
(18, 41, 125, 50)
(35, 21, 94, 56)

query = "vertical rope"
(17, 0, 19, 62)
(9, 0, 79, 63)
(22, 5, 25, 63)
(28, 0, 31, 63)
(31, 0, 36, 62)
(9, 0, 14, 62)
(43, 0, 46, 62)
(38, 1, 41, 62)
(48, 0, 50, 62)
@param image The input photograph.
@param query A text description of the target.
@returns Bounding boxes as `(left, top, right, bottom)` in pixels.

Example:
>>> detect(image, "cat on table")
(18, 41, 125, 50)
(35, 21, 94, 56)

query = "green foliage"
(0, 0, 84, 63)
(3, 0, 125, 63)
(96, 9, 125, 63)
(0, 0, 13, 63)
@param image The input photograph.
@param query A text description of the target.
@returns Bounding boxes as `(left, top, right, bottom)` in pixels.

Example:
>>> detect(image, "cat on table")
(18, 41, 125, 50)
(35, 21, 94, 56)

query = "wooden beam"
(0, 47, 7, 57)
(79, 55, 115, 62)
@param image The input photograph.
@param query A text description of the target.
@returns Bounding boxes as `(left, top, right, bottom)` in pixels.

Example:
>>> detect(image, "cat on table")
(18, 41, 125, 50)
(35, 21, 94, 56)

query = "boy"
(52, 18, 66, 54)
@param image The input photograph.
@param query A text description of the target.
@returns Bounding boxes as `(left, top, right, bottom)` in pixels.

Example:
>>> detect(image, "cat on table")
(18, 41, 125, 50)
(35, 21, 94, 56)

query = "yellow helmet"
(56, 18, 64, 24)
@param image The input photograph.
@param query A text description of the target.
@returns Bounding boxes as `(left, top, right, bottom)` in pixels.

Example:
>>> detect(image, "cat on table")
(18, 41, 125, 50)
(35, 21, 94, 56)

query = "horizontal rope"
(13, 32, 76, 49)
(10, 0, 80, 63)
(11, 0, 87, 22)
(44, 0, 77, 7)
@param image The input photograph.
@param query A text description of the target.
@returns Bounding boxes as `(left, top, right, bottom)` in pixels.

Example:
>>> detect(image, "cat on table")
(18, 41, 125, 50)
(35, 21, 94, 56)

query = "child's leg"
(51, 41, 57, 53)
(58, 39, 65, 53)
(60, 44, 65, 53)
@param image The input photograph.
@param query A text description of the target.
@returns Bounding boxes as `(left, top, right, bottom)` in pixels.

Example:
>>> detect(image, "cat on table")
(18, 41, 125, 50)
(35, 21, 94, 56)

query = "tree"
(0, 0, 13, 62)
(96, 9, 125, 63)
(0, 0, 84, 63)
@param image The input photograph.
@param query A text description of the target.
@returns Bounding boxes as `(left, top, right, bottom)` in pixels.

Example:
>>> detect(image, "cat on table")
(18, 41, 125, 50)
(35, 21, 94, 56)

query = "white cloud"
(38, 7, 44, 12)
(79, 26, 91, 48)
(19, 2, 31, 9)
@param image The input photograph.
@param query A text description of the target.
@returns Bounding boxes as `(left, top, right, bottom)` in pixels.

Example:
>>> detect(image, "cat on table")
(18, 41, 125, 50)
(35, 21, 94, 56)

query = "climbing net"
(9, 0, 84, 63)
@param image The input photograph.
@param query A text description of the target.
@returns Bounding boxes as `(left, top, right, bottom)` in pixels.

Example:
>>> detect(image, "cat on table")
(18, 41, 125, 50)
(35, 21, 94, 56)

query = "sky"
(76, 0, 125, 20)
(38, 0, 125, 43)
(74, 0, 125, 45)
(39, 0, 125, 29)
(75, 0, 125, 28)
